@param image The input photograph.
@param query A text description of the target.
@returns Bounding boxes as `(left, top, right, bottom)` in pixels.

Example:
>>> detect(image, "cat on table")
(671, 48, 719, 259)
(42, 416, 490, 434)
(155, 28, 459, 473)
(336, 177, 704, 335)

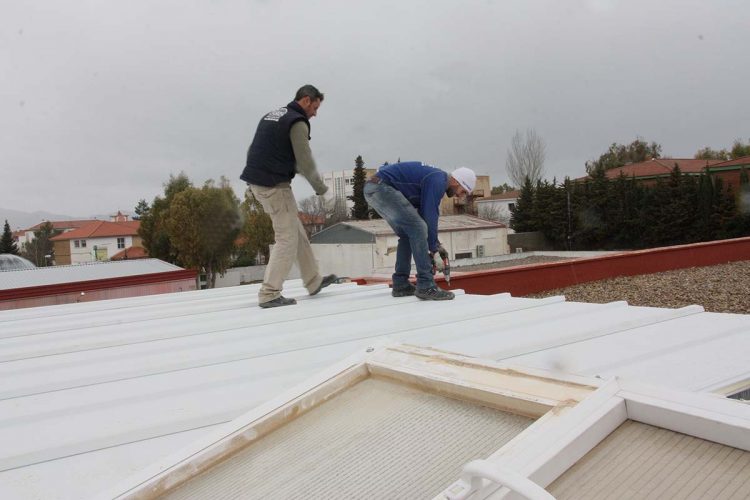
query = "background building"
(475, 190, 520, 225)
(50, 219, 142, 264)
(440, 174, 491, 215)
(311, 214, 509, 277)
(322, 168, 376, 211)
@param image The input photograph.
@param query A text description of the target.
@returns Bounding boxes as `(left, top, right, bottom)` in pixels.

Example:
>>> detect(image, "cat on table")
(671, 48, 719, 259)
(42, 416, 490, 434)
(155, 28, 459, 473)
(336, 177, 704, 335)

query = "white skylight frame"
(97, 343, 750, 500)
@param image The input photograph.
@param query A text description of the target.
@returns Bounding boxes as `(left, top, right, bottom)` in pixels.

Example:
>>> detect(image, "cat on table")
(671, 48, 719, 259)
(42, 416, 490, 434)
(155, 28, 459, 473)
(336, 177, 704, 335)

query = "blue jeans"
(364, 182, 435, 290)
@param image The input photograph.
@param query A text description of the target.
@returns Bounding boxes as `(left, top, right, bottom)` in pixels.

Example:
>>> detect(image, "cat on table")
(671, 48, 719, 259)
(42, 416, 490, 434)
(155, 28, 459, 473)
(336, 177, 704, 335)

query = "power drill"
(442, 253, 451, 285)
(431, 247, 451, 286)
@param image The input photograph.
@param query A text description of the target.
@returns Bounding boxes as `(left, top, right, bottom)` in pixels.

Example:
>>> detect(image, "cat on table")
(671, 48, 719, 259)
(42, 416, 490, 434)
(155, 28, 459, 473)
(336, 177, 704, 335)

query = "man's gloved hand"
(437, 245, 449, 261)
(430, 253, 438, 275)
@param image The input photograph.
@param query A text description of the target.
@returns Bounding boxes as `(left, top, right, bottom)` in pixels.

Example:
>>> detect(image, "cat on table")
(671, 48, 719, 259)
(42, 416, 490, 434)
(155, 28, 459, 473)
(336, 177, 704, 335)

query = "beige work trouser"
(249, 183, 323, 303)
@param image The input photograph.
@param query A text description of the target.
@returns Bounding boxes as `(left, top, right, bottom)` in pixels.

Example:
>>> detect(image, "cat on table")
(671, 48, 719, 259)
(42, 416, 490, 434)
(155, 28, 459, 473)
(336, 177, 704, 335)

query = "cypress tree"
(1, 220, 20, 255)
(349, 155, 370, 220)
(510, 177, 536, 232)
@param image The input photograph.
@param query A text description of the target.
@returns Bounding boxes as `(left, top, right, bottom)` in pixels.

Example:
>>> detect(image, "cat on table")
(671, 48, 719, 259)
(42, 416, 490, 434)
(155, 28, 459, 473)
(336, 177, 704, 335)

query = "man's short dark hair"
(295, 84, 324, 102)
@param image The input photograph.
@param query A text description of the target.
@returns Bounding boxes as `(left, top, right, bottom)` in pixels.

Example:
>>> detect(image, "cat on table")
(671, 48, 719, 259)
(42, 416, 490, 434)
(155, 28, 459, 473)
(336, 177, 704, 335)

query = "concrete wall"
(214, 265, 301, 288)
(438, 227, 509, 260)
(312, 243, 377, 278)
(507, 231, 551, 252)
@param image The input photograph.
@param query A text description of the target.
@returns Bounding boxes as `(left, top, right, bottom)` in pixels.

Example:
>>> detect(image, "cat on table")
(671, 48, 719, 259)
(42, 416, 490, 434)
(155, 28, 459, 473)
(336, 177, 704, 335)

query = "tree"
(299, 195, 327, 221)
(730, 139, 750, 159)
(138, 172, 192, 265)
(491, 182, 515, 195)
(509, 177, 536, 232)
(1, 220, 19, 255)
(163, 178, 240, 288)
(694, 146, 730, 161)
(237, 189, 274, 265)
(349, 155, 369, 220)
(133, 199, 150, 220)
(21, 222, 59, 266)
(506, 129, 546, 187)
(586, 138, 662, 174)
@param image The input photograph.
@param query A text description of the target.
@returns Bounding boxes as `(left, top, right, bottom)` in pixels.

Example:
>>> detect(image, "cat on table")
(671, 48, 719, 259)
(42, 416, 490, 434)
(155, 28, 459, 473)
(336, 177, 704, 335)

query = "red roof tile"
(26, 219, 97, 232)
(579, 158, 724, 181)
(110, 246, 148, 260)
(50, 220, 140, 241)
(298, 212, 325, 225)
(709, 155, 750, 169)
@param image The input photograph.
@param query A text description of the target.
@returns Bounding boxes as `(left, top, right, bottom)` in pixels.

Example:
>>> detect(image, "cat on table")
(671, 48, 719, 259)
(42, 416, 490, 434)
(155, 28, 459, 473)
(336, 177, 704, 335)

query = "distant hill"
(0, 208, 131, 232)
(0, 208, 79, 231)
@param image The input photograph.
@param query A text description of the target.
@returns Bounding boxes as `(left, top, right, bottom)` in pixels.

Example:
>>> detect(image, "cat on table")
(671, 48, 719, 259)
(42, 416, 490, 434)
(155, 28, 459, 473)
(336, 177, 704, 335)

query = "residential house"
(475, 190, 520, 225)
(579, 158, 727, 185)
(708, 155, 750, 191)
(298, 212, 325, 238)
(439, 174, 491, 215)
(310, 214, 509, 277)
(50, 219, 142, 264)
(18, 219, 96, 246)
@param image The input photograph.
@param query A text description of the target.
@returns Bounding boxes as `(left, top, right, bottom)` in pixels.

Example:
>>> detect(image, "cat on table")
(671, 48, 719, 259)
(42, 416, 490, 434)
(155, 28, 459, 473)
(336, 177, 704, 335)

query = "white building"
(310, 215, 509, 277)
(322, 168, 376, 211)
(475, 190, 520, 225)
(49, 218, 142, 264)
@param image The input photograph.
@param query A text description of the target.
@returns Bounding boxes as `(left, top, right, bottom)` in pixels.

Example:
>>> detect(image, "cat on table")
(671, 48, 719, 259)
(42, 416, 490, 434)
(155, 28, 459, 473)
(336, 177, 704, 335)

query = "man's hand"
(437, 245, 449, 261)
(430, 253, 438, 275)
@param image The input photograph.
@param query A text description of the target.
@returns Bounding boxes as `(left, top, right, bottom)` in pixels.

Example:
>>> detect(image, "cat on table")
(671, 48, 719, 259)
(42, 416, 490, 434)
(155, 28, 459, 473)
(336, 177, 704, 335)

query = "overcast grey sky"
(2, 0, 749, 217)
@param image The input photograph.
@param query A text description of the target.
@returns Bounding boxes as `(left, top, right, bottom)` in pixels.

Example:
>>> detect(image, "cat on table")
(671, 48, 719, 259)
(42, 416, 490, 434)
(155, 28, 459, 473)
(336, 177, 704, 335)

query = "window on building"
(80, 240, 86, 248)
(117, 237, 125, 249)
(455, 252, 472, 259)
(74, 240, 80, 248)
(509, 203, 516, 211)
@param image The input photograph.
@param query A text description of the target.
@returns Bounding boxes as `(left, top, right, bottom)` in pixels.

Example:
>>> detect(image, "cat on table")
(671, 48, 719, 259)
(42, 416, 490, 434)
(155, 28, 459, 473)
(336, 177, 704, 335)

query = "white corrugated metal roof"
(341, 215, 504, 235)
(1, 281, 748, 499)
(0, 258, 184, 290)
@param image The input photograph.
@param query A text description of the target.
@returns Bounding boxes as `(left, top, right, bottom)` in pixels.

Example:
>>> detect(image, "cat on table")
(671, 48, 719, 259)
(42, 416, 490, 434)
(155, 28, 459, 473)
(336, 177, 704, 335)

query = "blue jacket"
(376, 161, 448, 253)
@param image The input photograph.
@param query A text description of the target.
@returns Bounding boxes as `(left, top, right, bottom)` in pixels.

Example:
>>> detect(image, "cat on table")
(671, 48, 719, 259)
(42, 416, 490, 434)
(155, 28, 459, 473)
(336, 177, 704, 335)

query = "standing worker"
(240, 84, 337, 308)
(364, 161, 476, 300)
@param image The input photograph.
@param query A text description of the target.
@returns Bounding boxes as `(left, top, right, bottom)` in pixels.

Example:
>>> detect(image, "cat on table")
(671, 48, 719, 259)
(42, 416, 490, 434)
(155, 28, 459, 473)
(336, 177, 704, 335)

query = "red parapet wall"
(355, 237, 750, 296)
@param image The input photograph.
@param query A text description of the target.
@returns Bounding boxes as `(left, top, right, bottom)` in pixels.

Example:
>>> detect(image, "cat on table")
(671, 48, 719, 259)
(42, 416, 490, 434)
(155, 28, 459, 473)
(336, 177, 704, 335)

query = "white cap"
(451, 167, 476, 192)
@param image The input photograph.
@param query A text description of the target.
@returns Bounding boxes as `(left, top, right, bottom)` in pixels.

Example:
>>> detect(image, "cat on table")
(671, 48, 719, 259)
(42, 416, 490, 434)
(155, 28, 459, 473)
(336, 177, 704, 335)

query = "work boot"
(310, 274, 338, 296)
(415, 286, 455, 301)
(259, 296, 297, 308)
(391, 284, 416, 297)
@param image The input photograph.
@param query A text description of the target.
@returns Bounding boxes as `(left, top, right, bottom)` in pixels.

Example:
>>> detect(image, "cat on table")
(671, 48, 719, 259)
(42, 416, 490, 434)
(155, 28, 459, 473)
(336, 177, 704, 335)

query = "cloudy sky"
(2, 0, 749, 217)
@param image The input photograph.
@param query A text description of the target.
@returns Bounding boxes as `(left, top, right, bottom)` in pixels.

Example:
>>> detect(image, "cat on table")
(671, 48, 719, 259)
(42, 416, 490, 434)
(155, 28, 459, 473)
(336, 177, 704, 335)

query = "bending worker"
(240, 84, 337, 308)
(364, 161, 476, 301)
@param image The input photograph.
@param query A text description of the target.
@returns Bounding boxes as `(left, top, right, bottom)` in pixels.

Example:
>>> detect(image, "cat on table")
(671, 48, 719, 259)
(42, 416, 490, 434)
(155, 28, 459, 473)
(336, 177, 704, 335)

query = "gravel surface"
(456, 256, 750, 315)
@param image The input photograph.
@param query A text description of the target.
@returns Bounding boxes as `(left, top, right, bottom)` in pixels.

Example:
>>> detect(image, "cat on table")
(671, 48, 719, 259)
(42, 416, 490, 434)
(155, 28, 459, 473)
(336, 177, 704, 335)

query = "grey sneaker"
(392, 284, 416, 297)
(415, 286, 455, 301)
(259, 296, 297, 308)
(311, 274, 338, 296)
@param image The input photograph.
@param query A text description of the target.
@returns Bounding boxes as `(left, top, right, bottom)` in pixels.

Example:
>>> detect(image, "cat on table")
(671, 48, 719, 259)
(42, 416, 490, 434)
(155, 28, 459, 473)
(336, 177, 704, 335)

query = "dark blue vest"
(240, 101, 310, 187)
